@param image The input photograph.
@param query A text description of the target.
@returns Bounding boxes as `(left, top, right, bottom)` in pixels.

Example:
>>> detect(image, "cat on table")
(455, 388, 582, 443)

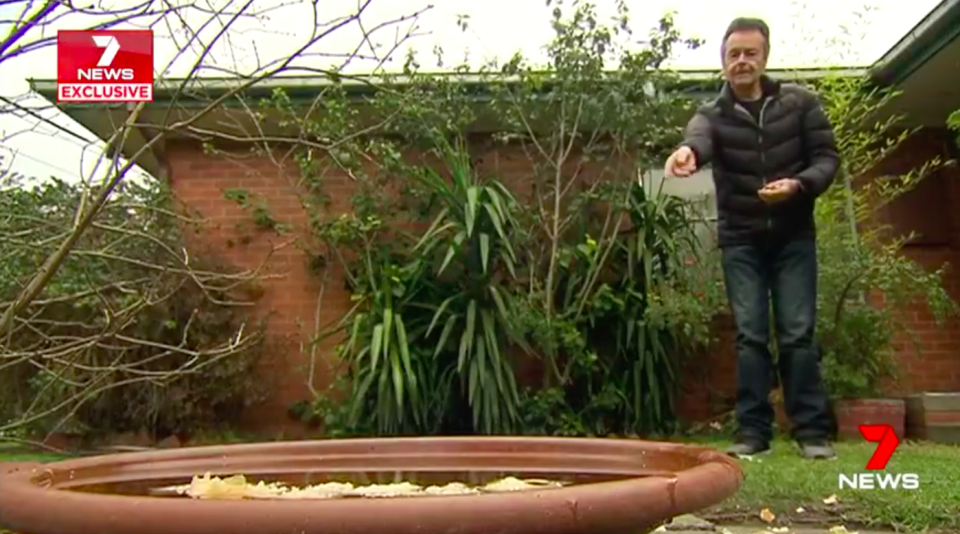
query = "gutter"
(27, 67, 864, 109)
(869, 0, 960, 86)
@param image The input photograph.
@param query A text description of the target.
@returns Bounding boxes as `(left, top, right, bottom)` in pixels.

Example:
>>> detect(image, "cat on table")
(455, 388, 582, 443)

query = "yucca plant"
(412, 135, 526, 434)
(341, 258, 427, 434)
(621, 178, 701, 431)
(581, 176, 705, 433)
(321, 212, 443, 436)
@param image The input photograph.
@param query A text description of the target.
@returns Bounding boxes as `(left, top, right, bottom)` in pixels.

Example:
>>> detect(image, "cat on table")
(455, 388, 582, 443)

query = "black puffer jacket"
(680, 75, 840, 247)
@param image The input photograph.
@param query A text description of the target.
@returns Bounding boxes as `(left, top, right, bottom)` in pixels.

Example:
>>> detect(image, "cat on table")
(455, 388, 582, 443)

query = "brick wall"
(167, 140, 356, 436)
(875, 128, 960, 392)
(165, 126, 960, 435)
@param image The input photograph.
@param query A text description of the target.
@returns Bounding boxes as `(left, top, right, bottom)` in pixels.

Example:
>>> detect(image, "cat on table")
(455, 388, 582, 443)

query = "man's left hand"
(758, 178, 802, 204)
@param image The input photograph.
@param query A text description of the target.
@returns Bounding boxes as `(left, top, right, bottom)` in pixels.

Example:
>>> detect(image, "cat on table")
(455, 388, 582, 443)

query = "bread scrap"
(164, 473, 565, 500)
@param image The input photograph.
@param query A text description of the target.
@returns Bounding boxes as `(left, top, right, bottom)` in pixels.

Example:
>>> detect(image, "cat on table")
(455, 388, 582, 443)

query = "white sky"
(0, 0, 942, 183)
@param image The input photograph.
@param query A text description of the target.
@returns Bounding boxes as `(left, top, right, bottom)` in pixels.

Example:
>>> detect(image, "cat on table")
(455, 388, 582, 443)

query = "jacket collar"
(718, 74, 781, 105)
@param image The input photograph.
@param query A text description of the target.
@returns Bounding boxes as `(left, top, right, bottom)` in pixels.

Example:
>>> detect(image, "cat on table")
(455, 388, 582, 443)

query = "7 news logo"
(56, 29, 153, 103)
(838, 424, 920, 490)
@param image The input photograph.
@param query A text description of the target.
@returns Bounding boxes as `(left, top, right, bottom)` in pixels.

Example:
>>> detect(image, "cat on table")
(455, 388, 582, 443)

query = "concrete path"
(659, 514, 893, 534)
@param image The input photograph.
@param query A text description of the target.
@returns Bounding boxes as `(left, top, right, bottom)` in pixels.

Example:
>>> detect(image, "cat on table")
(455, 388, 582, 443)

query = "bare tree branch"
(0, 0, 433, 439)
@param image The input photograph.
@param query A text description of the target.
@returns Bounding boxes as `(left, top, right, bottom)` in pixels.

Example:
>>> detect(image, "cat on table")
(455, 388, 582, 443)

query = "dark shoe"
(798, 440, 836, 460)
(726, 437, 770, 458)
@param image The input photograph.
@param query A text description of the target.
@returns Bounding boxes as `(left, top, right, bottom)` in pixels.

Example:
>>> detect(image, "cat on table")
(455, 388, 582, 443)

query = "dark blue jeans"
(721, 238, 832, 443)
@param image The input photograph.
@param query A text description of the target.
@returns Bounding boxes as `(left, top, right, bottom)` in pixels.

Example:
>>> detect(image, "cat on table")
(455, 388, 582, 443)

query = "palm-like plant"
(413, 135, 526, 434)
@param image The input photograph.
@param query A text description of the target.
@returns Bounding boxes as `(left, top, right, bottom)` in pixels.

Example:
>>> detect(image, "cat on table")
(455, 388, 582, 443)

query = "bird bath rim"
(0, 436, 743, 534)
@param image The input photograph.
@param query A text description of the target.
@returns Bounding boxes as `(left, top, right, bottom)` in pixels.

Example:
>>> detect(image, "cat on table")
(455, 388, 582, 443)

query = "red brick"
(834, 399, 906, 439)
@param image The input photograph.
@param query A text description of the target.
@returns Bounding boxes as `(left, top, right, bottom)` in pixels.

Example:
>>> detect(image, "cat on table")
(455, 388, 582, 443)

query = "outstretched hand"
(664, 146, 697, 178)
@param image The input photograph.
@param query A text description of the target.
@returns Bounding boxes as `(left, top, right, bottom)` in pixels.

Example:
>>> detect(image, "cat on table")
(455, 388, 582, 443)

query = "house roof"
(24, 0, 960, 178)
(869, 0, 960, 86)
(866, 0, 960, 127)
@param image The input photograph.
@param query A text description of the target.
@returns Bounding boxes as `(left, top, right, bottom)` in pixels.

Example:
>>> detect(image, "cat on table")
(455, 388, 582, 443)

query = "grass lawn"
(0, 451, 67, 463)
(0, 442, 69, 463)
(686, 436, 960, 533)
(0, 452, 69, 463)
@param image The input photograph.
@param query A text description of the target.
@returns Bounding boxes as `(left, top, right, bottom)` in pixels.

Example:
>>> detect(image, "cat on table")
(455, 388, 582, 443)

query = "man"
(663, 17, 839, 459)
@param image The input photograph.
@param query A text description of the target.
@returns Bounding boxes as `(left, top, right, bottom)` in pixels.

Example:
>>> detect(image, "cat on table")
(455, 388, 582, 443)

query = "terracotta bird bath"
(0, 436, 742, 534)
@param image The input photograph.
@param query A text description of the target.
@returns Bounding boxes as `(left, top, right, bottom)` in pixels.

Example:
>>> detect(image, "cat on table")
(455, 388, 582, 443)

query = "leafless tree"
(0, 0, 432, 442)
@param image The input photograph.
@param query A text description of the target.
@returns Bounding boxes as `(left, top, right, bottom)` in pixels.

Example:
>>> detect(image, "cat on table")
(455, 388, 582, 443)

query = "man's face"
(722, 30, 766, 87)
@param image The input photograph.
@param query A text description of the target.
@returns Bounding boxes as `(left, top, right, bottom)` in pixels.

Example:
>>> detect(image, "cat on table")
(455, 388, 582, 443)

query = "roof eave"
(28, 67, 864, 108)
(869, 0, 960, 86)
(27, 67, 866, 179)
